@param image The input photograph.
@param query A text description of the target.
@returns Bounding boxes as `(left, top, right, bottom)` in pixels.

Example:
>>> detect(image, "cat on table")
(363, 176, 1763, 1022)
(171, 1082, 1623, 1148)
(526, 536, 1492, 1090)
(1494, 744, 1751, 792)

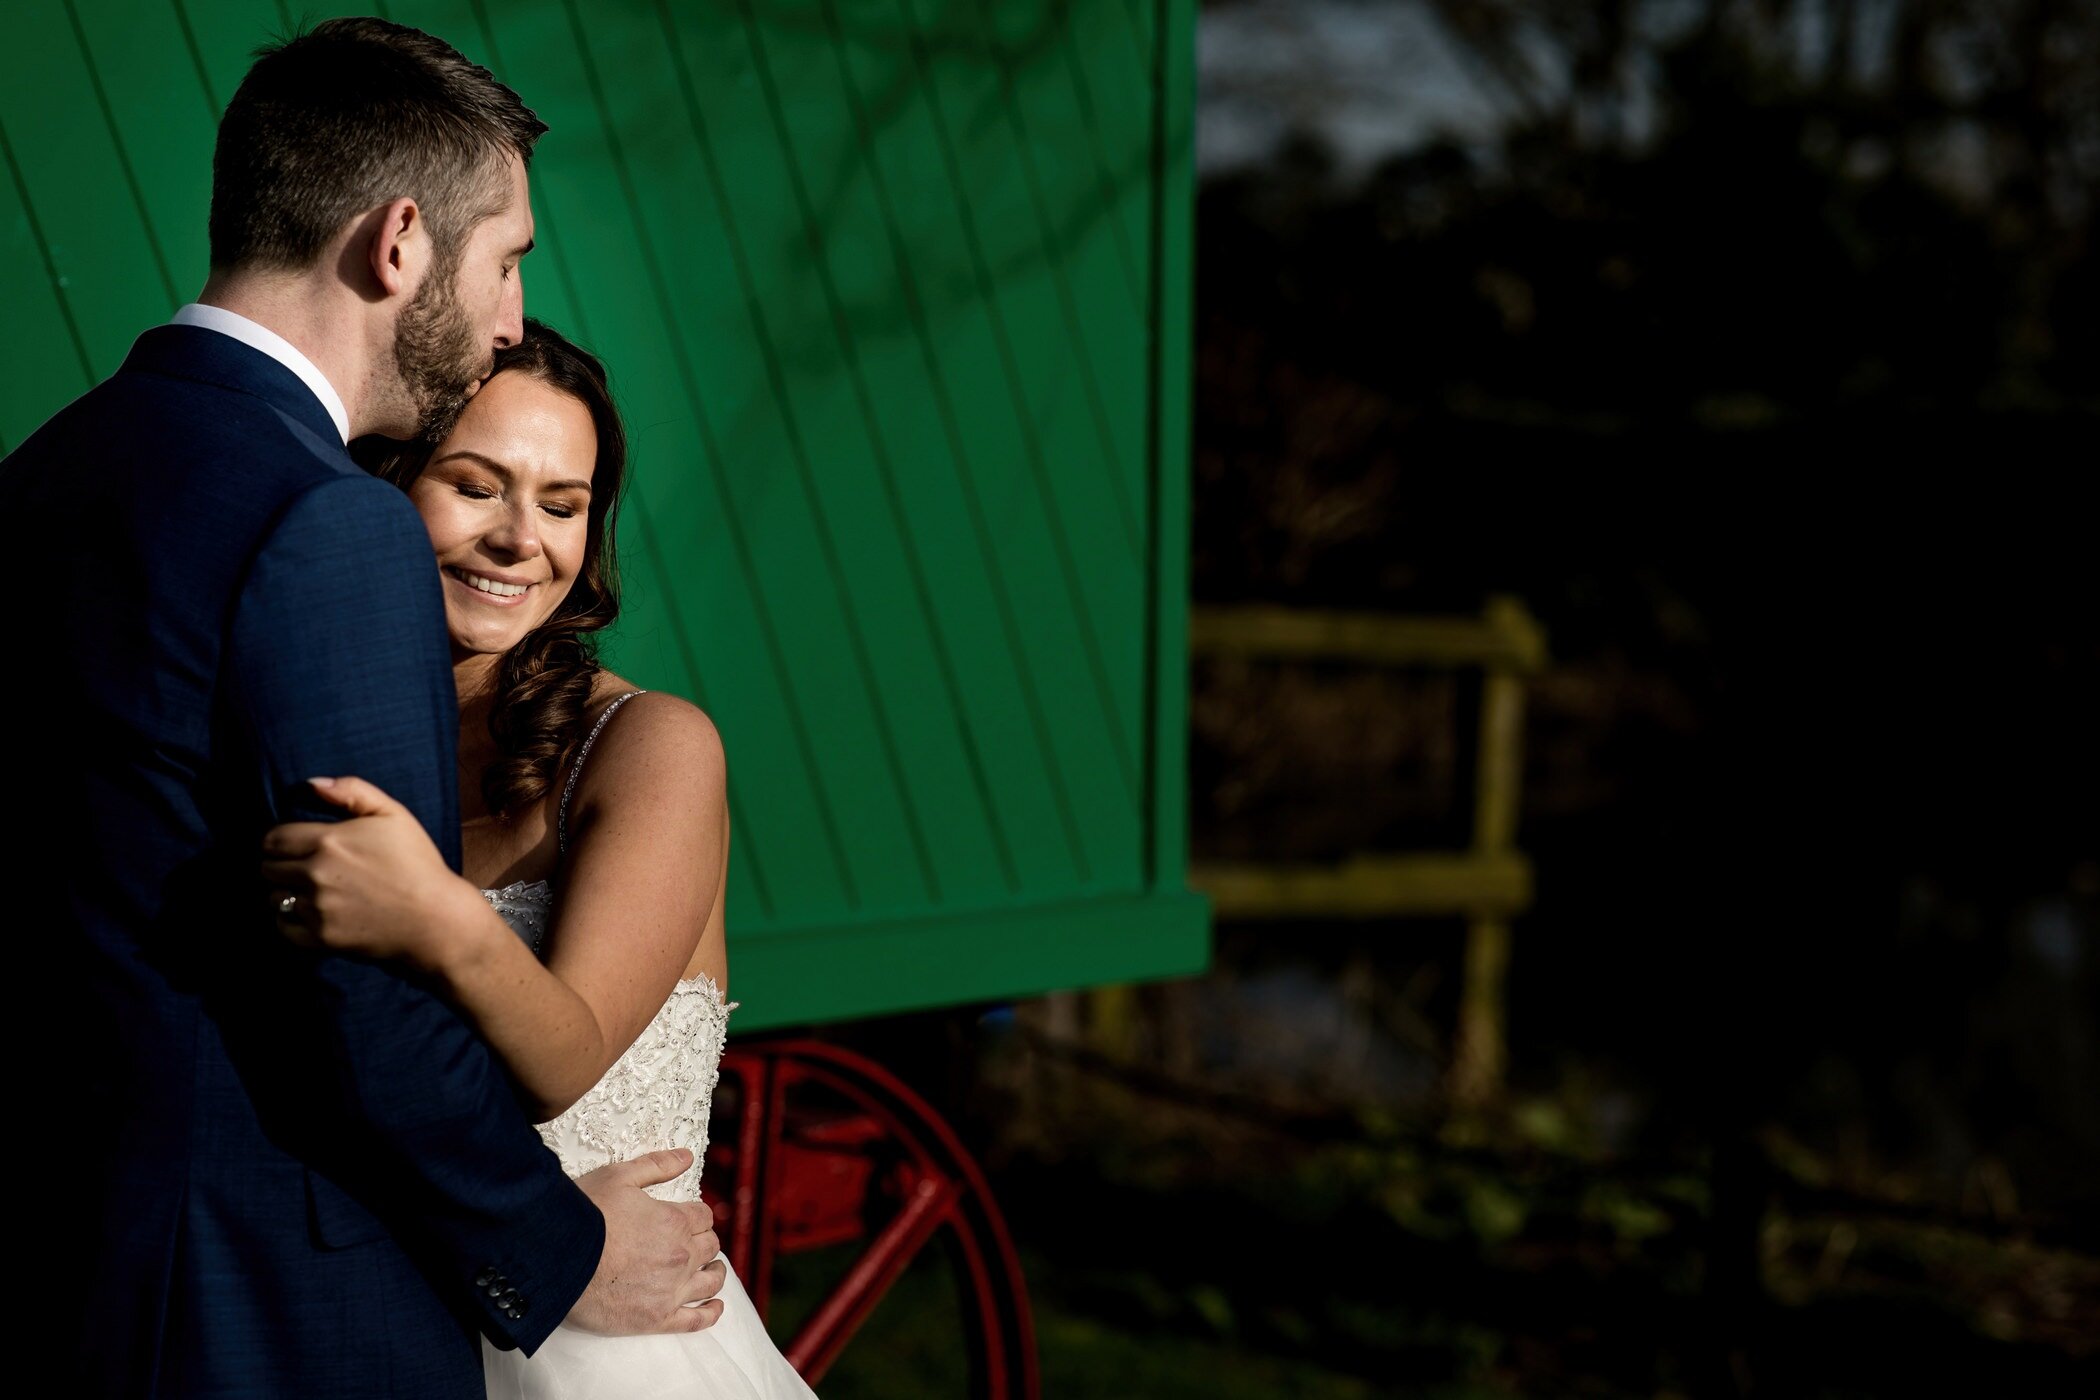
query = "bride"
(259, 319, 816, 1400)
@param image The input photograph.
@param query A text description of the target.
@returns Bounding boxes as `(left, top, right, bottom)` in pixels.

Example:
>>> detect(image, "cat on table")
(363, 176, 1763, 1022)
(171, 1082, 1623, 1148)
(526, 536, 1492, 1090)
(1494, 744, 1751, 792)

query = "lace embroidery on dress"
(482, 879, 553, 953)
(475, 691, 737, 1203)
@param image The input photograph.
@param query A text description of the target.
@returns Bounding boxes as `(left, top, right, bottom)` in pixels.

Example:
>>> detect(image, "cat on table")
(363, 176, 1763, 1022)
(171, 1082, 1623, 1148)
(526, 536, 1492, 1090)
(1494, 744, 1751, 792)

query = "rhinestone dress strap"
(558, 690, 647, 856)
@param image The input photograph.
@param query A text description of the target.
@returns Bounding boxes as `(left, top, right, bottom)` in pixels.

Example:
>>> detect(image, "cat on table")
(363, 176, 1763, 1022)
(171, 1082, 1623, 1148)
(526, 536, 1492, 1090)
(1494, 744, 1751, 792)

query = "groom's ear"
(367, 196, 426, 300)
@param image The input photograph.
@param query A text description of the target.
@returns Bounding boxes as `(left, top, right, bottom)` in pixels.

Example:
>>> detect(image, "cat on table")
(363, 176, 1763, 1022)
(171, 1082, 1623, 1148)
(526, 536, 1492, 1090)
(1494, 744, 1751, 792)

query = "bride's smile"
(446, 564, 537, 602)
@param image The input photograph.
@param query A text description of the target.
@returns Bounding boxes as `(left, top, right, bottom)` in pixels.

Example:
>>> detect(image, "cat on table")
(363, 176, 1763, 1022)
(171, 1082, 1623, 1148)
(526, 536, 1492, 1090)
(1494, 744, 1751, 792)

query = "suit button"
(486, 1280, 506, 1296)
(475, 1269, 496, 1288)
(511, 1296, 528, 1314)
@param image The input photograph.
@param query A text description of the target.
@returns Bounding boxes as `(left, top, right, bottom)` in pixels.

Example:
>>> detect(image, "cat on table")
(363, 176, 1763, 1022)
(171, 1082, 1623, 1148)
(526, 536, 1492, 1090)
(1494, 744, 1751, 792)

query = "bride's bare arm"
(261, 693, 729, 1121)
(518, 693, 730, 1110)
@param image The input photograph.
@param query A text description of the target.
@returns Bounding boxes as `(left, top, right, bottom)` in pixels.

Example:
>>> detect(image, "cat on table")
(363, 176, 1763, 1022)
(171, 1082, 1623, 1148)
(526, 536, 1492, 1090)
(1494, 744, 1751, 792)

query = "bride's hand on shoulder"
(261, 776, 485, 973)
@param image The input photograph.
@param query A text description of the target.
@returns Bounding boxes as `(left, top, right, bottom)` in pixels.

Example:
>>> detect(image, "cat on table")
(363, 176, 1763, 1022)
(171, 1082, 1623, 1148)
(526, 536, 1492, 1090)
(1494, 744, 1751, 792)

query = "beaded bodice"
(476, 691, 735, 1204)
(481, 881, 732, 1202)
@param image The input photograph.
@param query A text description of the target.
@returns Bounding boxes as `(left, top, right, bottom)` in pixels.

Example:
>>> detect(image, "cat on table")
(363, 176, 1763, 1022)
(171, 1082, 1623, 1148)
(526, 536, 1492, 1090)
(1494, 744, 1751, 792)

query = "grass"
(762, 1240, 1417, 1399)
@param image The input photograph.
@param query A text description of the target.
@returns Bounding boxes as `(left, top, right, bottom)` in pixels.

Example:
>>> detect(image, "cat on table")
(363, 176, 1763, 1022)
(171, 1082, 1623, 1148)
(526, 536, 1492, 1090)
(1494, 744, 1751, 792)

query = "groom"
(4, 20, 724, 1396)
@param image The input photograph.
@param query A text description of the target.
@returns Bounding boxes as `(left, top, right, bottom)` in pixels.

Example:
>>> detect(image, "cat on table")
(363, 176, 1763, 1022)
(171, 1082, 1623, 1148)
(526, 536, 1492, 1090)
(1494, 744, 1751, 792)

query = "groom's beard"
(394, 260, 486, 442)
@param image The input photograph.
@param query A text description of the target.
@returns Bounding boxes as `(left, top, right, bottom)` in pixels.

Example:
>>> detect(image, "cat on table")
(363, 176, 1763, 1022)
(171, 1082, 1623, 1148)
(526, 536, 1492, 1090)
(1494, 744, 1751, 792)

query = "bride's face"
(407, 369, 598, 663)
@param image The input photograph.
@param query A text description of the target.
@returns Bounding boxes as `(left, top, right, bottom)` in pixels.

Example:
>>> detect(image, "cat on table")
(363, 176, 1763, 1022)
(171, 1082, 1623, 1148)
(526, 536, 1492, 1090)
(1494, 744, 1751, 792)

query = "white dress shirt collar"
(169, 303, 352, 443)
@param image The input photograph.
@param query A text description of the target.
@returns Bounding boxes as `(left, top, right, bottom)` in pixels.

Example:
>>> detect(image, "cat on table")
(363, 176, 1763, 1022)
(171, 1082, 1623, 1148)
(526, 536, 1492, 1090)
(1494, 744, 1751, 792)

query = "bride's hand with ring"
(261, 777, 486, 973)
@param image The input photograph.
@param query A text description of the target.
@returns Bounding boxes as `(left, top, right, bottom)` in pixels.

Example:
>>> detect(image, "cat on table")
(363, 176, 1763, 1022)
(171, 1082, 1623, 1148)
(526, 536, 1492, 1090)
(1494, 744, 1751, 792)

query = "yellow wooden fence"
(1187, 596, 1544, 1109)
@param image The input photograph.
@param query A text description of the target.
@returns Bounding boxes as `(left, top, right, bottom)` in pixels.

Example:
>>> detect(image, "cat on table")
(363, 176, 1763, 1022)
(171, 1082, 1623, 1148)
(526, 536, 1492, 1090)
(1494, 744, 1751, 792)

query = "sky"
(1197, 0, 1512, 183)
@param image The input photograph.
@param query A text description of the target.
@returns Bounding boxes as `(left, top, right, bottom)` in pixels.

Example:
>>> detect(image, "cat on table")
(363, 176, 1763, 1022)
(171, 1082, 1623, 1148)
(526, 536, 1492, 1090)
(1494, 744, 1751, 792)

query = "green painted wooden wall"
(0, 1, 1206, 1028)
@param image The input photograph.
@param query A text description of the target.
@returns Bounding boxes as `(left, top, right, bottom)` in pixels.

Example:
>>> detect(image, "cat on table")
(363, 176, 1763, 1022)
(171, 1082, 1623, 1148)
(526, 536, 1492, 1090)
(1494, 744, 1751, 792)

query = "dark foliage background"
(1191, 0, 2100, 1200)
(813, 3, 2100, 1395)
(1201, 0, 2100, 1192)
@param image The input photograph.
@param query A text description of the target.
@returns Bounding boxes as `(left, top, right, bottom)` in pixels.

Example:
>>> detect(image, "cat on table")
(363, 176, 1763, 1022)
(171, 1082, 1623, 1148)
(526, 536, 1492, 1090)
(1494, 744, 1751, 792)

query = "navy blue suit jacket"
(3, 326, 604, 1396)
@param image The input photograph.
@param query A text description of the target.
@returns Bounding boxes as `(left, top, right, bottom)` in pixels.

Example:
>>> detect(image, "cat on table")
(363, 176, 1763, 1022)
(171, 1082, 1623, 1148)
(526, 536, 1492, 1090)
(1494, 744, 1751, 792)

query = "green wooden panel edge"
(1145, 0, 1196, 898)
(726, 888, 1211, 1031)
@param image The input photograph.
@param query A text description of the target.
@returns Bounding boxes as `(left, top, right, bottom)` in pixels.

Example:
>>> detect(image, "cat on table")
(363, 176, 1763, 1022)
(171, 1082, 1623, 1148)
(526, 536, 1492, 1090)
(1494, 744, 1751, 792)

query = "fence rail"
(1187, 595, 1544, 1109)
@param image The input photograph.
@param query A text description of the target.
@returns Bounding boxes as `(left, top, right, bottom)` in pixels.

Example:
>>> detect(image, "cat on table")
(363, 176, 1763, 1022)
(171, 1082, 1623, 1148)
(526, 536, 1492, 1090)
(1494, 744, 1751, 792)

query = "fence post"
(1450, 597, 1530, 1110)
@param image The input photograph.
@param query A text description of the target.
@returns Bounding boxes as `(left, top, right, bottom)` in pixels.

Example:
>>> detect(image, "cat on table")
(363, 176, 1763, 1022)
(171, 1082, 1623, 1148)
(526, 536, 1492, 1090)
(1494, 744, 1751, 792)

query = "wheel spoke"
(718, 1040, 1040, 1399)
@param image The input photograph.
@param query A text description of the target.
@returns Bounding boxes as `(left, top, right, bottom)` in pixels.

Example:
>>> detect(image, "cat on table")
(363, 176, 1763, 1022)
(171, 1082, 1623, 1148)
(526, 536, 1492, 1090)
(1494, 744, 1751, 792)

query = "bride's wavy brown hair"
(355, 318, 628, 821)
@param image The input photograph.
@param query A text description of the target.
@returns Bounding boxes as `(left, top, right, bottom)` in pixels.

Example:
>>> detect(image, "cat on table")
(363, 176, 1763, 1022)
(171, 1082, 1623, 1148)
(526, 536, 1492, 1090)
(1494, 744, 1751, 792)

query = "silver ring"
(276, 893, 299, 917)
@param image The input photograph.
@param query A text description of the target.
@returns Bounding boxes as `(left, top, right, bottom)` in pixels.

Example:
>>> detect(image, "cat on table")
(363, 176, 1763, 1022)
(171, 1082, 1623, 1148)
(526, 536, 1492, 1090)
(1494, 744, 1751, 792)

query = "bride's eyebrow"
(431, 449, 510, 477)
(431, 449, 591, 494)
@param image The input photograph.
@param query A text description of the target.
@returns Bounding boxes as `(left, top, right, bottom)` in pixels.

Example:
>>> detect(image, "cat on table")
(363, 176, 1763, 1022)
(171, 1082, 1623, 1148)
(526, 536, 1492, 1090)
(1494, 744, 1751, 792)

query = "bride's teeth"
(456, 570, 529, 597)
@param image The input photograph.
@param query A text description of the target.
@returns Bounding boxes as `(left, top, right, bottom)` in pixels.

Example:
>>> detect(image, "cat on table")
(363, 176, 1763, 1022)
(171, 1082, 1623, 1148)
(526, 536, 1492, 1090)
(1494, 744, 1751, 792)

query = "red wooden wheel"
(705, 1040, 1039, 1399)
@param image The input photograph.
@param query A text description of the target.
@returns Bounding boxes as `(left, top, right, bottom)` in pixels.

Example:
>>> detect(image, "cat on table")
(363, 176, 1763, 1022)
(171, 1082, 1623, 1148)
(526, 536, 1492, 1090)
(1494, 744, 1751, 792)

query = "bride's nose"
(483, 500, 541, 561)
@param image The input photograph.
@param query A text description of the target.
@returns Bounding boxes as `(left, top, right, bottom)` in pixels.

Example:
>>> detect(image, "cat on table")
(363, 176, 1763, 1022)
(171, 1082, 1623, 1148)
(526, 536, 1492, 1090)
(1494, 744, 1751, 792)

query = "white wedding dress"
(478, 692, 816, 1400)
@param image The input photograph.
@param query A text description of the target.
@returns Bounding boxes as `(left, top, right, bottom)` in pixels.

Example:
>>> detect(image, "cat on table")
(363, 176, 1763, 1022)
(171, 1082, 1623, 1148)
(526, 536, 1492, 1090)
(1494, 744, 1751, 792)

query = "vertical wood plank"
(70, 0, 221, 303)
(0, 118, 94, 443)
(876, 0, 1146, 885)
(761, 0, 1140, 899)
(597, 1, 949, 913)
(701, 3, 1021, 902)
(0, 15, 185, 375)
(832, 0, 1106, 891)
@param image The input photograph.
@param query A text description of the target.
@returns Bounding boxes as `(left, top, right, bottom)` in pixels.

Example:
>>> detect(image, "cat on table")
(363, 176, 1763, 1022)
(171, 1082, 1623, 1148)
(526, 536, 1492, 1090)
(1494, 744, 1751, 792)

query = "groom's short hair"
(209, 17, 545, 273)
